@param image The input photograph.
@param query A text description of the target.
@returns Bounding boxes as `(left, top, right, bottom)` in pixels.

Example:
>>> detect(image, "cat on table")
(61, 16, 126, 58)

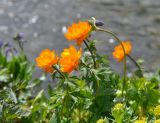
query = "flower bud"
(95, 20, 104, 26)
(13, 33, 24, 41)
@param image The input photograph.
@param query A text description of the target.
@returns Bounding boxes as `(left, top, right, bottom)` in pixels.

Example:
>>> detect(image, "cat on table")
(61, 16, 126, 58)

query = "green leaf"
(32, 90, 44, 105)
(8, 88, 17, 104)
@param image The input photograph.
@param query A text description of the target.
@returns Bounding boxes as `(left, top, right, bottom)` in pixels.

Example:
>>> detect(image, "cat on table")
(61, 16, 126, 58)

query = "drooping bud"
(95, 20, 104, 26)
(18, 33, 24, 39)
(13, 33, 24, 41)
(13, 33, 26, 50)
(88, 17, 104, 31)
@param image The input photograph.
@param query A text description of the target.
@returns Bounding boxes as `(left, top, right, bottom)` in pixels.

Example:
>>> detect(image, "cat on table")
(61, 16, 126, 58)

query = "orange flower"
(64, 21, 92, 46)
(112, 41, 132, 62)
(35, 49, 58, 73)
(60, 45, 82, 73)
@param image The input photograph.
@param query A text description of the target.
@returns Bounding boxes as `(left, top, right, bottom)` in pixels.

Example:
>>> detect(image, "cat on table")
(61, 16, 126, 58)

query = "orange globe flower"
(112, 41, 132, 62)
(35, 49, 59, 73)
(60, 45, 82, 73)
(64, 21, 92, 46)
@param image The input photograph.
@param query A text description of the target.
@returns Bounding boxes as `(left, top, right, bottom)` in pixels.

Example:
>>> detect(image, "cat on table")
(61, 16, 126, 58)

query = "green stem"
(97, 28, 127, 96)
(17, 40, 23, 51)
(60, 92, 65, 119)
(132, 102, 139, 117)
(52, 66, 65, 80)
(83, 40, 97, 69)
(81, 40, 99, 95)
(127, 55, 143, 77)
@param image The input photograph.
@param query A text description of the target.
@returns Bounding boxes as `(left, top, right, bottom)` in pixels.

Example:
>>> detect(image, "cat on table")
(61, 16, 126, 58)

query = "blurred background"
(0, 0, 160, 75)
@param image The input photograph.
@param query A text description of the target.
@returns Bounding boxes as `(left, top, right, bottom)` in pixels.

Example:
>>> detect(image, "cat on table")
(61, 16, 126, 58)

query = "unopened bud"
(95, 20, 104, 26)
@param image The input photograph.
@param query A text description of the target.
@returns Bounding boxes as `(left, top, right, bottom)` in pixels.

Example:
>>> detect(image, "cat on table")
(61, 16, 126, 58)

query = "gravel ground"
(0, 0, 160, 75)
